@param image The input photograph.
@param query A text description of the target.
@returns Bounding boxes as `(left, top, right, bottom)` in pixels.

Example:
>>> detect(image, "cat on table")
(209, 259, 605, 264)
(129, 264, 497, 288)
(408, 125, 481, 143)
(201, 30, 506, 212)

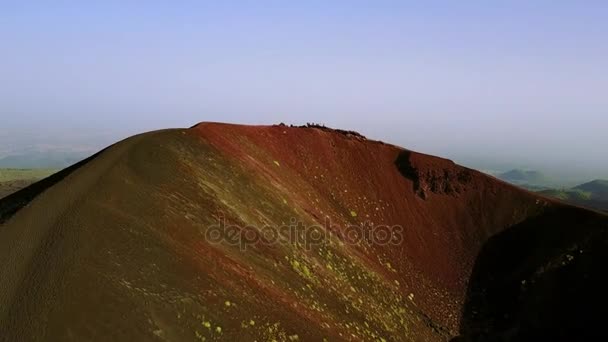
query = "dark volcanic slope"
(1, 123, 607, 341)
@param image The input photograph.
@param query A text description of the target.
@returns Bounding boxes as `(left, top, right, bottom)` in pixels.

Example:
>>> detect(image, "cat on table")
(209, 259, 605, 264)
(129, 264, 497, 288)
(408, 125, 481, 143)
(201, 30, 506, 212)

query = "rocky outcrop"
(396, 150, 472, 199)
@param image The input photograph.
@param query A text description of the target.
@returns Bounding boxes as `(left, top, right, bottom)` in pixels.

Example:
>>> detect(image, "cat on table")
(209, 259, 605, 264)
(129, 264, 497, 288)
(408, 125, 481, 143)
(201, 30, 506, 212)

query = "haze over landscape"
(2, 1, 607, 181)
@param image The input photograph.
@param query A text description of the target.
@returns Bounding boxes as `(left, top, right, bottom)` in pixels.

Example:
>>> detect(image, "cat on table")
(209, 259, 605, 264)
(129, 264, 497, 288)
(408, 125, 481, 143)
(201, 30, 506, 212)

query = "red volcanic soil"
(190, 123, 548, 329)
(0, 122, 607, 341)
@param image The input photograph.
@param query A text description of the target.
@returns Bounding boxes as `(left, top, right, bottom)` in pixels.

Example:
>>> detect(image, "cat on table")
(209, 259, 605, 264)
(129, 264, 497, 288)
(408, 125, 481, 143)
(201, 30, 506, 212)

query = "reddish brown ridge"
(190, 123, 548, 329)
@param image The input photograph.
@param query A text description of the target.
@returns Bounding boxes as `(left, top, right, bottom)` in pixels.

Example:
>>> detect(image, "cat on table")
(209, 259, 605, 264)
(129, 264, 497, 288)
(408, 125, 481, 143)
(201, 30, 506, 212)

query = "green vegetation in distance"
(575, 180, 608, 198)
(536, 179, 608, 212)
(0, 168, 59, 182)
(538, 188, 592, 201)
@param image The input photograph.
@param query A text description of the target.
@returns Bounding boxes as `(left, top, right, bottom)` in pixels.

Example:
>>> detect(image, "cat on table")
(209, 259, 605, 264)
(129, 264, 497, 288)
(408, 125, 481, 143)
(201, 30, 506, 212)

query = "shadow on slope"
(454, 206, 608, 341)
(0, 149, 105, 224)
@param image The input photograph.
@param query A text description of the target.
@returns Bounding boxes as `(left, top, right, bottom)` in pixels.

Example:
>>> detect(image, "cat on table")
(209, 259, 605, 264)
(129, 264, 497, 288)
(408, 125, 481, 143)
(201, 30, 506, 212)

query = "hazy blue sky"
(2, 1, 607, 178)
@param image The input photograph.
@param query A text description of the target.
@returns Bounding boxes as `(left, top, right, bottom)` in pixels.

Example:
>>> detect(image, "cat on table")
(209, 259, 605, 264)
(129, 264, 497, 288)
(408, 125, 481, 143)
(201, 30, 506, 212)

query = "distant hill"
(499, 169, 546, 183)
(497, 169, 553, 188)
(575, 180, 608, 199)
(538, 188, 592, 201)
(538, 179, 608, 212)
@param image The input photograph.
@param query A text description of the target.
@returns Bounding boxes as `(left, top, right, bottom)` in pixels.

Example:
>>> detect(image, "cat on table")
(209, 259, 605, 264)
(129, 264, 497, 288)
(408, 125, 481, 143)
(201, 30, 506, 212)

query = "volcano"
(1, 123, 607, 341)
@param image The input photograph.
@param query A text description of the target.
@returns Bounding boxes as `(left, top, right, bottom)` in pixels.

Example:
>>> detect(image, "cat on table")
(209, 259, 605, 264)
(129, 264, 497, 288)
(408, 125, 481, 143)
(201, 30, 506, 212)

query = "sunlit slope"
(1, 123, 605, 341)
